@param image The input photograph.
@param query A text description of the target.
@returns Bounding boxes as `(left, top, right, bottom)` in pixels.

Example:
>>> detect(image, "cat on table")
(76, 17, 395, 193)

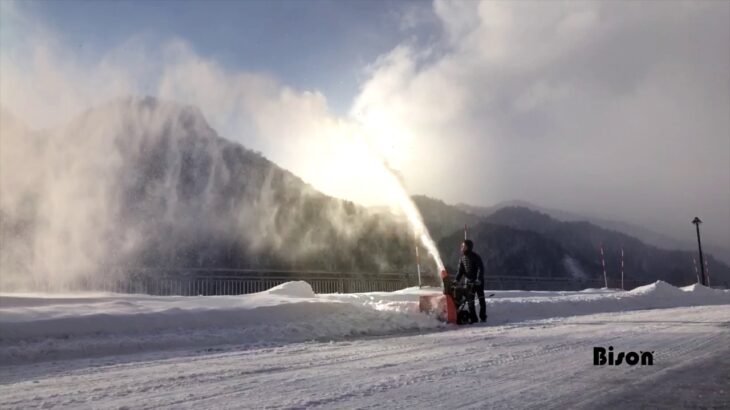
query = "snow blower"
(419, 270, 493, 325)
(418, 270, 466, 324)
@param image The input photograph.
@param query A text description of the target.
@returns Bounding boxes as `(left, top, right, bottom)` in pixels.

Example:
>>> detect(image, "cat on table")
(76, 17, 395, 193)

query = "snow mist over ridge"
(0, 3, 447, 289)
(1, 98, 445, 290)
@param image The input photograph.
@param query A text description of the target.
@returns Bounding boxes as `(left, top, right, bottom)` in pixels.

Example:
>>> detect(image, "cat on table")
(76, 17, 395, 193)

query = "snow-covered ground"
(1, 281, 728, 364)
(1, 281, 728, 408)
(1, 305, 728, 409)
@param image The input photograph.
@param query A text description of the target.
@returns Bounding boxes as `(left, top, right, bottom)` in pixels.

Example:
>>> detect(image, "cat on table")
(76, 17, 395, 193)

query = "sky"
(6, 0, 433, 114)
(1, 0, 729, 250)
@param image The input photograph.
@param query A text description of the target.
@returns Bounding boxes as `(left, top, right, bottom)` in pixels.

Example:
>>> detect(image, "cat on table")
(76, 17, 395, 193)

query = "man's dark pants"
(467, 284, 487, 322)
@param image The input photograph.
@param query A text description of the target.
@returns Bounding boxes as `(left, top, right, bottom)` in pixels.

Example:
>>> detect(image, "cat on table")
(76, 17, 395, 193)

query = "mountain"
(441, 206, 730, 287)
(414, 195, 730, 287)
(411, 195, 482, 241)
(4, 99, 724, 291)
(439, 222, 570, 279)
(0, 98, 424, 290)
(457, 200, 730, 266)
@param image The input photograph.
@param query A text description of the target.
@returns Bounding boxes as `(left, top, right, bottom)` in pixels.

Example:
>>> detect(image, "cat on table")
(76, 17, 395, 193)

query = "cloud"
(352, 0, 730, 249)
(0, 3, 400, 208)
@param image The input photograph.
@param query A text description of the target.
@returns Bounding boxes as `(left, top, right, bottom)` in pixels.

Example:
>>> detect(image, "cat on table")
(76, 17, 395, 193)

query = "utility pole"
(692, 217, 706, 286)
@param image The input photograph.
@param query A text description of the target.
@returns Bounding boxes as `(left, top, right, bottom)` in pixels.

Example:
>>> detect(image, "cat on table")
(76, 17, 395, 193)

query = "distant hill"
(484, 207, 729, 285)
(439, 222, 569, 279)
(411, 195, 482, 242)
(416, 198, 730, 287)
(456, 200, 730, 266)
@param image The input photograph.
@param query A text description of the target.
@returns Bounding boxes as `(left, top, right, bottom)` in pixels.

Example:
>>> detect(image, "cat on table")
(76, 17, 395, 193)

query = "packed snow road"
(1, 305, 728, 409)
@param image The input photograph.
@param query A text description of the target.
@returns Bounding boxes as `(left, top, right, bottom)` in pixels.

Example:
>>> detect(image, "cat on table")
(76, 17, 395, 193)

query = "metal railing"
(96, 269, 417, 296)
(88, 267, 652, 296)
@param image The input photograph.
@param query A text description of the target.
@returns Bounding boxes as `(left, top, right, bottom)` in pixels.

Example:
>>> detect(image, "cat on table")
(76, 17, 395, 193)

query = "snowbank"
(483, 281, 729, 325)
(1, 281, 727, 363)
(265, 281, 317, 298)
(0, 282, 441, 364)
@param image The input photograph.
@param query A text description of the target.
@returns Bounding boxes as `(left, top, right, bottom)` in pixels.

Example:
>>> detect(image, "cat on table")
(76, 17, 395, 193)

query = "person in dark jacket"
(455, 239, 487, 323)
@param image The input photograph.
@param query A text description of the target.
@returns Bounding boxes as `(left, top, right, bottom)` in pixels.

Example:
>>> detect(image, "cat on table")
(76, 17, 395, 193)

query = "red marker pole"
(415, 245, 422, 288)
(600, 244, 608, 289)
(620, 247, 625, 290)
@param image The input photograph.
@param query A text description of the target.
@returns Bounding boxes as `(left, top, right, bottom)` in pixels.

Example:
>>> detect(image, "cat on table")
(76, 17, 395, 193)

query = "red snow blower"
(419, 270, 493, 325)
(419, 270, 469, 324)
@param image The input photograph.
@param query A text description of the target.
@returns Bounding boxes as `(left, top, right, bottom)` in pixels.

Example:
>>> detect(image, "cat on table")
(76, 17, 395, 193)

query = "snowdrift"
(483, 281, 729, 326)
(1, 281, 727, 363)
(0, 282, 440, 364)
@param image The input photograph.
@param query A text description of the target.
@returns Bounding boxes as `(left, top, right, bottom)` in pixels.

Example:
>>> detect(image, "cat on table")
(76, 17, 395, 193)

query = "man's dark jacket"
(456, 251, 485, 284)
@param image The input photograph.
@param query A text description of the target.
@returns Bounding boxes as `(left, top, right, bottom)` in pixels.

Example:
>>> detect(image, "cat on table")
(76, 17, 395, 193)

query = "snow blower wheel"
(456, 309, 471, 325)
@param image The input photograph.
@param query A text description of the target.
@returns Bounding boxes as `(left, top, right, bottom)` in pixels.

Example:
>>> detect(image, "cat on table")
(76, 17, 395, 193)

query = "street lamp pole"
(692, 217, 706, 286)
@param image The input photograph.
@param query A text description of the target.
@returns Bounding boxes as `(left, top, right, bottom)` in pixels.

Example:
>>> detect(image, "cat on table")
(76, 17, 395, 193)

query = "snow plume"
(0, 3, 443, 290)
(379, 163, 445, 275)
(0, 97, 438, 290)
